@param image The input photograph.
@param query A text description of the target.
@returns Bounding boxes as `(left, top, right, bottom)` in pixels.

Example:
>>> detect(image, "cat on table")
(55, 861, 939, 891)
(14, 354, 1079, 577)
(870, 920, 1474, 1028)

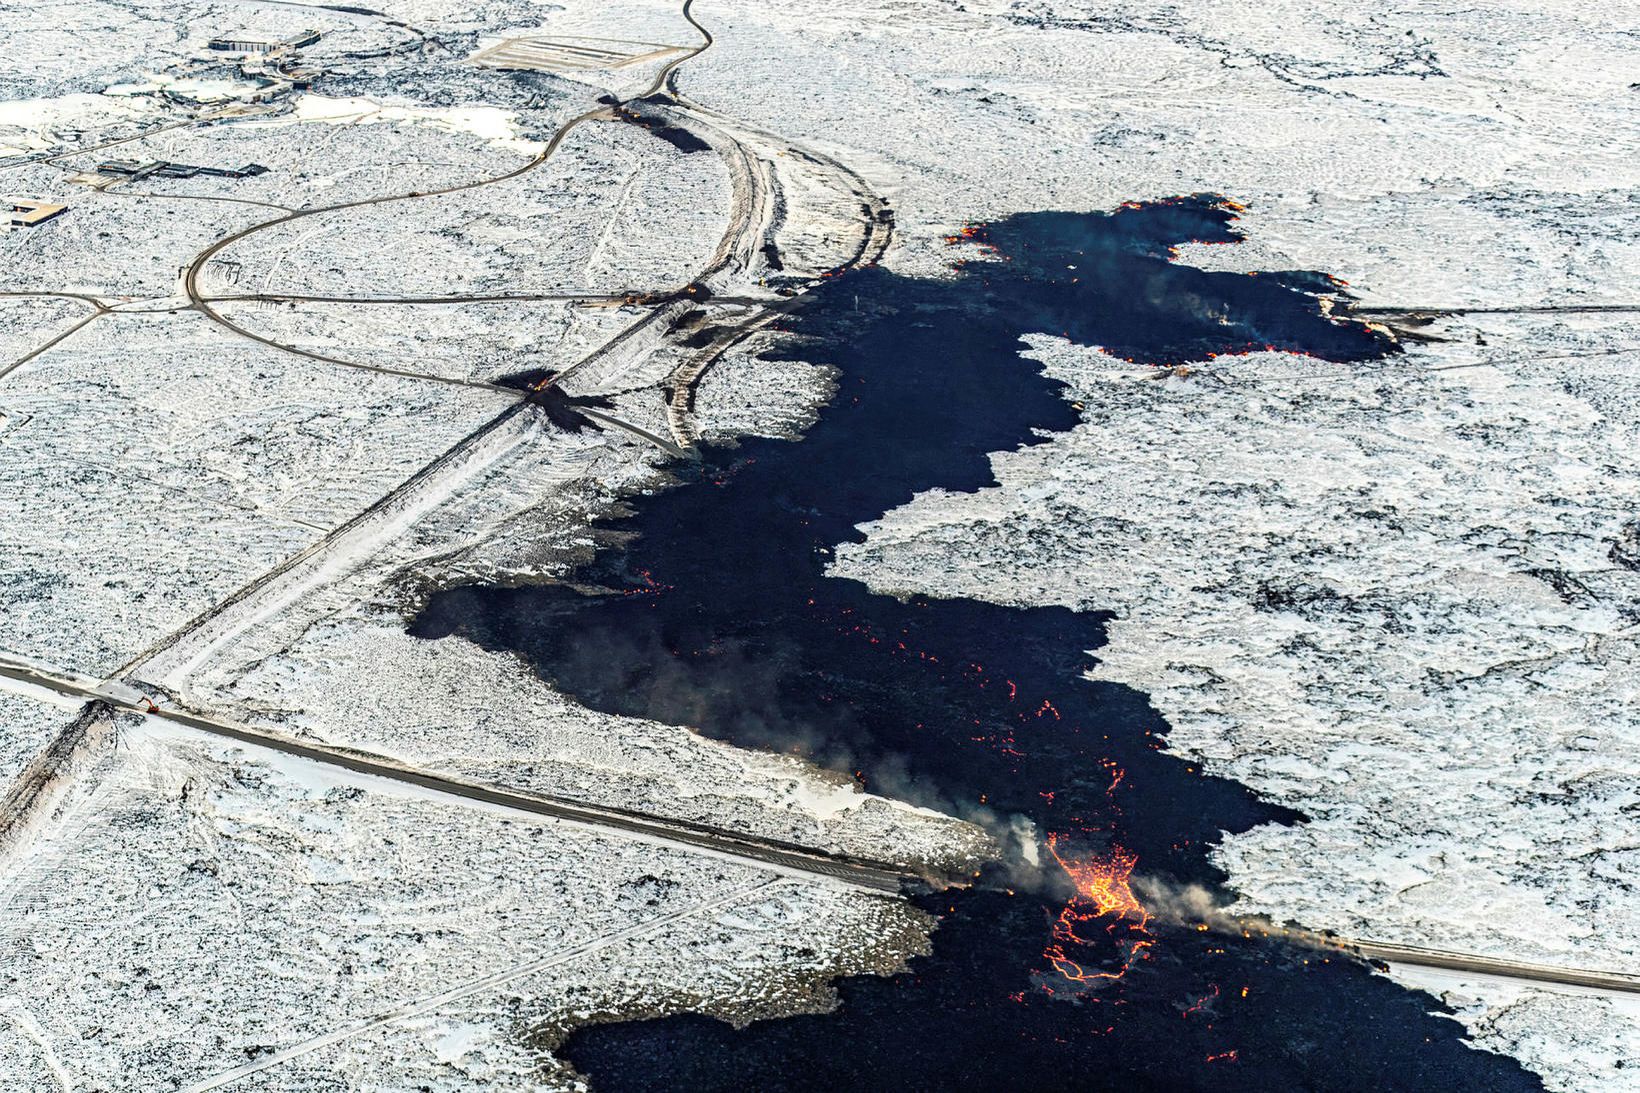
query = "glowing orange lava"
(1040, 834, 1153, 992)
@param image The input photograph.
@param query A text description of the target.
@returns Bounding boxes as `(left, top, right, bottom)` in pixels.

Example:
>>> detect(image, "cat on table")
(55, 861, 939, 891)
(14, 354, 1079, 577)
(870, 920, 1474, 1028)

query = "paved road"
(0, 659, 929, 895)
(578, 405, 690, 458)
(3, 0, 921, 898)
(1353, 304, 1640, 317)
(0, 110, 261, 174)
(200, 291, 634, 305)
(178, 94, 619, 381)
(18, 0, 1638, 1022)
(638, 32, 897, 447)
(1219, 918, 1640, 997)
(100, 188, 296, 214)
(172, 3, 730, 449)
(1339, 936, 1640, 996)
(0, 300, 110, 382)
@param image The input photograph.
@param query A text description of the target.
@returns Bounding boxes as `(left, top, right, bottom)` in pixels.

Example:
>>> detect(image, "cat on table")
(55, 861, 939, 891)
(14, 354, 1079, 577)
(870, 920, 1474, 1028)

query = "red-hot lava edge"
(822, 539, 1253, 1066)
(946, 197, 1357, 365)
(1041, 836, 1154, 991)
(934, 215, 1157, 1000)
(939, 203, 1372, 1002)
(819, 599, 1157, 994)
(830, 202, 1366, 1030)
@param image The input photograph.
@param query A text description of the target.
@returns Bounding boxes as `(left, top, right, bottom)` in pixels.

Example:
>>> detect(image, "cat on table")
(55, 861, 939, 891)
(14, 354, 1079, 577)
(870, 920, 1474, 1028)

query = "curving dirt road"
(7, 0, 935, 915)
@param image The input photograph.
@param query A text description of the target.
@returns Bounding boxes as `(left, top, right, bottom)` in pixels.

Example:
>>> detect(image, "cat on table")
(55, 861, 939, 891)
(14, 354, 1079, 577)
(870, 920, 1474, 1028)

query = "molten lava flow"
(811, 600, 1158, 992)
(1039, 834, 1153, 994)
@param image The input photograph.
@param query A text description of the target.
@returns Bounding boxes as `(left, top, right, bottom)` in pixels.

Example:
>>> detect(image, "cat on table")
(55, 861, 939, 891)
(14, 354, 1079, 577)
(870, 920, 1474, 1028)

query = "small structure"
(7, 200, 66, 226)
(209, 35, 276, 53)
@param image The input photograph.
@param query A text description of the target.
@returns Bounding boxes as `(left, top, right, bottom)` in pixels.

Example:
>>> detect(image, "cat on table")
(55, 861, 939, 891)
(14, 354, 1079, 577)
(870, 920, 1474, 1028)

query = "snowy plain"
(730, 0, 1640, 1082)
(0, 0, 980, 1084)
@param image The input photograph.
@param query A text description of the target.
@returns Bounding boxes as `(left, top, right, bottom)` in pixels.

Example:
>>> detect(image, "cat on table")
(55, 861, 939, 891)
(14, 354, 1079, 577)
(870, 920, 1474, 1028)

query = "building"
(207, 28, 320, 53)
(199, 162, 268, 178)
(7, 201, 66, 226)
(97, 160, 268, 180)
(96, 159, 160, 180)
(208, 35, 276, 52)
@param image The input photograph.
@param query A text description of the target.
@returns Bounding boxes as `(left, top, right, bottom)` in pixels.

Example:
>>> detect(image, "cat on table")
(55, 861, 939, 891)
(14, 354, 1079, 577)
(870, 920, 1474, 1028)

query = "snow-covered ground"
(0, 312, 514, 676)
(833, 324, 1640, 1080)
(0, 295, 88, 370)
(3, 0, 1636, 1085)
(0, 694, 72, 798)
(0, 0, 981, 1085)
(209, 118, 728, 299)
(715, 0, 1640, 1081)
(204, 604, 987, 869)
(0, 717, 926, 1089)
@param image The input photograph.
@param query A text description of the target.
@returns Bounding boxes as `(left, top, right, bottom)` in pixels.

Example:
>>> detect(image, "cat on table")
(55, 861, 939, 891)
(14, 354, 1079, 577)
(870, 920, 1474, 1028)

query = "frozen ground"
(0, 295, 88, 370)
(0, 718, 926, 1089)
(3, 0, 1635, 1086)
(1393, 964, 1640, 1093)
(675, 0, 1640, 1085)
(0, 311, 513, 677)
(0, 0, 983, 1086)
(836, 322, 1640, 975)
(209, 298, 648, 386)
(0, 694, 72, 801)
(677, 0, 1640, 303)
(210, 119, 729, 300)
(204, 604, 987, 870)
(831, 300, 1640, 1077)
(690, 336, 839, 444)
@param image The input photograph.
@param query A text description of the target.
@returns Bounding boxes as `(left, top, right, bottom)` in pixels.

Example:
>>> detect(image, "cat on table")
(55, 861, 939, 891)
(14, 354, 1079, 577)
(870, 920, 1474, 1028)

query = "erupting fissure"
(818, 579, 1163, 991)
(418, 200, 1533, 1091)
(1040, 835, 1154, 993)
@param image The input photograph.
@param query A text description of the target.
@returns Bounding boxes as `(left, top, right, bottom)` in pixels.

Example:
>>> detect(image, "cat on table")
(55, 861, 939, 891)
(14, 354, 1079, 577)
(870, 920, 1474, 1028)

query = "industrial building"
(97, 160, 268, 181)
(207, 28, 320, 53)
(6, 200, 66, 227)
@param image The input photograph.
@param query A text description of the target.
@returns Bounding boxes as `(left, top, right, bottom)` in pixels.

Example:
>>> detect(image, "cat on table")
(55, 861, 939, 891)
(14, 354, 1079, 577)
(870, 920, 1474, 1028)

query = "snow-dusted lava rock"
(834, 319, 1640, 1087)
